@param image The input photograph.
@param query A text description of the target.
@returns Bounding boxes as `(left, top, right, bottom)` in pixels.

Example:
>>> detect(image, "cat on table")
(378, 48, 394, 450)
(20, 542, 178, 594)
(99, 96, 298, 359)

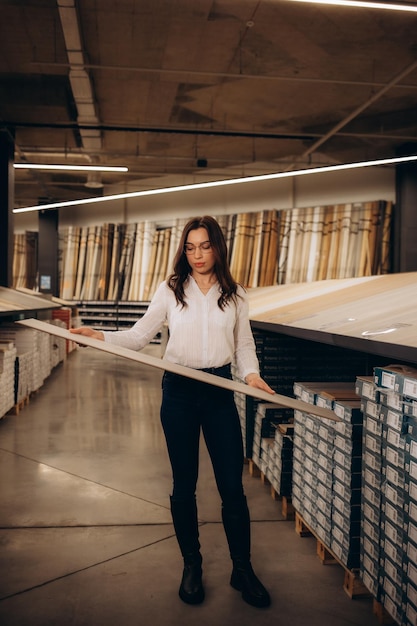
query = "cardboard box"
(404, 399, 417, 417)
(331, 536, 360, 569)
(360, 566, 380, 599)
(406, 519, 417, 548)
(382, 536, 403, 570)
(404, 498, 417, 523)
(363, 468, 382, 492)
(362, 484, 381, 510)
(333, 493, 361, 520)
(334, 449, 362, 473)
(362, 518, 381, 545)
(332, 509, 360, 537)
(380, 403, 406, 433)
(362, 498, 381, 528)
(364, 432, 382, 455)
(374, 364, 417, 399)
(362, 534, 380, 565)
(333, 399, 363, 424)
(333, 434, 362, 457)
(382, 462, 406, 489)
(364, 415, 383, 440)
(356, 375, 379, 401)
(381, 519, 404, 549)
(405, 477, 417, 505)
(379, 388, 405, 412)
(333, 464, 362, 489)
(383, 482, 404, 509)
(384, 443, 406, 470)
(383, 425, 406, 450)
(362, 448, 383, 474)
(406, 416, 417, 440)
(335, 421, 363, 441)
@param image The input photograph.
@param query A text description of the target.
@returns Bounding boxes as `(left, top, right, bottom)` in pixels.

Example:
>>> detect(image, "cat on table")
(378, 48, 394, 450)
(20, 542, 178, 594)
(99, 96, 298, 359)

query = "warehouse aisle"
(0, 345, 376, 626)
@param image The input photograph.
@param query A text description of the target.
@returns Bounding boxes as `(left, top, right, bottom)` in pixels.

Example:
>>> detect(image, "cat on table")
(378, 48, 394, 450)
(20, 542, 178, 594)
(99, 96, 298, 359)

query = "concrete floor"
(0, 344, 377, 626)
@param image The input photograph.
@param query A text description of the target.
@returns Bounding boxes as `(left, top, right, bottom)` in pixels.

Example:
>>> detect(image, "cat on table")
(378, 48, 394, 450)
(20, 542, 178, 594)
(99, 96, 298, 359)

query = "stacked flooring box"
(0, 341, 17, 417)
(0, 322, 67, 418)
(251, 403, 293, 498)
(291, 382, 362, 570)
(270, 423, 294, 498)
(356, 365, 417, 626)
(240, 328, 380, 460)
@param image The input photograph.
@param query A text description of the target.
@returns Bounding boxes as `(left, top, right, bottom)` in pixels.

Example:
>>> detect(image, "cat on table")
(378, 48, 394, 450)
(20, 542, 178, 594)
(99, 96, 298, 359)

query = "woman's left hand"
(245, 373, 275, 395)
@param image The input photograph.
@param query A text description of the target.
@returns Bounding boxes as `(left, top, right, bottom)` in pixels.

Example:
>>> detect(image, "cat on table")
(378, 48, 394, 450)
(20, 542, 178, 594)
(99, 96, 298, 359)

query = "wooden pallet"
(295, 512, 370, 599)
(270, 487, 295, 521)
(372, 599, 397, 625)
(247, 459, 295, 520)
(7, 395, 29, 416)
(248, 458, 261, 477)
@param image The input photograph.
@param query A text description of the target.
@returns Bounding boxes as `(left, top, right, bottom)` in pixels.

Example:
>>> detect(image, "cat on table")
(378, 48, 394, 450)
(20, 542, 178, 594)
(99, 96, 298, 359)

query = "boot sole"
(179, 588, 205, 604)
(230, 573, 271, 608)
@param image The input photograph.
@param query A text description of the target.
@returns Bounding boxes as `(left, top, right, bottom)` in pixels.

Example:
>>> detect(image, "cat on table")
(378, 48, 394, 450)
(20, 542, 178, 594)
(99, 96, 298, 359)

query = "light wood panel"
(247, 272, 417, 352)
(17, 318, 340, 422)
(0, 287, 57, 313)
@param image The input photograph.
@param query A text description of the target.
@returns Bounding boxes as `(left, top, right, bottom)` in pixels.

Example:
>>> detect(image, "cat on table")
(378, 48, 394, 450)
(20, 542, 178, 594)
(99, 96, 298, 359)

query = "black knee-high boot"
(222, 496, 271, 608)
(170, 496, 205, 604)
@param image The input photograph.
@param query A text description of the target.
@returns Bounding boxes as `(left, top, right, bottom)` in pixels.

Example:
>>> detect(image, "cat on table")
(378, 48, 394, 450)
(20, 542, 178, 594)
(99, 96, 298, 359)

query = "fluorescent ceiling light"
(13, 163, 128, 172)
(281, 0, 417, 12)
(13, 154, 417, 214)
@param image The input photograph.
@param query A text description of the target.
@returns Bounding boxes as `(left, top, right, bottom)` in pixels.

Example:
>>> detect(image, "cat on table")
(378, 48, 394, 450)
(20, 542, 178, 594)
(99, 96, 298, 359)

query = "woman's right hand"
(70, 327, 105, 341)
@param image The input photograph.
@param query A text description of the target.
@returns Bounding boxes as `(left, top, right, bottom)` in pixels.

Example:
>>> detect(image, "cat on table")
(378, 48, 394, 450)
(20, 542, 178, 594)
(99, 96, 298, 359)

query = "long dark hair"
(167, 215, 239, 309)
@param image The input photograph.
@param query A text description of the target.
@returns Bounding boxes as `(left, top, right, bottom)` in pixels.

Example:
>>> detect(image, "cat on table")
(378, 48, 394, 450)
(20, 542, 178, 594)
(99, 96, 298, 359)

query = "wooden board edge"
(16, 318, 341, 422)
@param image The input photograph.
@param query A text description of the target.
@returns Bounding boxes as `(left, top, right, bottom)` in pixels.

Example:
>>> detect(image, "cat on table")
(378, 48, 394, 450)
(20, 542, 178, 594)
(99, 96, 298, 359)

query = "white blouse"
(102, 276, 260, 381)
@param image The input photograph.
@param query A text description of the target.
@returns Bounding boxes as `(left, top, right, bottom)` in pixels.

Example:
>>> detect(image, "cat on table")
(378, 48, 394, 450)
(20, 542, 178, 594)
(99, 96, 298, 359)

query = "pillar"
(0, 130, 15, 287)
(394, 144, 417, 272)
(38, 209, 59, 296)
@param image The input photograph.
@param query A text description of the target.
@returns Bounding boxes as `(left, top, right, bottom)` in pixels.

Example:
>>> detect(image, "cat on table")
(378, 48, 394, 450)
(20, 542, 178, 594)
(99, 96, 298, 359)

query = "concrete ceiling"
(1, 0, 417, 209)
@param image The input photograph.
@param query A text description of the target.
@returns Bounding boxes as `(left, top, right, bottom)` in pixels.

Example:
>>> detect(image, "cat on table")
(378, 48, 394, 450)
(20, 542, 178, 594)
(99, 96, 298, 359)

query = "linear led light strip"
(281, 0, 417, 12)
(13, 155, 417, 213)
(14, 163, 128, 172)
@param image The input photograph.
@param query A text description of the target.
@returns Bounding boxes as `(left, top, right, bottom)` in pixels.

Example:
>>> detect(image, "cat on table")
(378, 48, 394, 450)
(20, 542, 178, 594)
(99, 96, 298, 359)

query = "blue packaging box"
(364, 431, 382, 455)
(333, 463, 362, 489)
(362, 498, 381, 528)
(379, 388, 405, 412)
(374, 364, 417, 400)
(356, 375, 379, 401)
(380, 404, 407, 433)
(333, 399, 363, 424)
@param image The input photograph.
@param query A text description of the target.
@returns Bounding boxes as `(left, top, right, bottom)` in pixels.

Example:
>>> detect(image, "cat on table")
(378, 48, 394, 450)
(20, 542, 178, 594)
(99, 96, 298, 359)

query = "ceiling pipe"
(57, 0, 102, 156)
(6, 120, 315, 141)
(6, 120, 417, 145)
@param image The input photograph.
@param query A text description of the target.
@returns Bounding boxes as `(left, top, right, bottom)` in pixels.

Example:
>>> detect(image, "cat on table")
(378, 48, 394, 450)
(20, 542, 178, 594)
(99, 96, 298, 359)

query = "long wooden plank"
(17, 318, 340, 422)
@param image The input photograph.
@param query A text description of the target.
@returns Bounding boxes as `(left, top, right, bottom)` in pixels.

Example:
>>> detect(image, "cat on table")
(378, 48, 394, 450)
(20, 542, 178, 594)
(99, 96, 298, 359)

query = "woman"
(71, 215, 274, 608)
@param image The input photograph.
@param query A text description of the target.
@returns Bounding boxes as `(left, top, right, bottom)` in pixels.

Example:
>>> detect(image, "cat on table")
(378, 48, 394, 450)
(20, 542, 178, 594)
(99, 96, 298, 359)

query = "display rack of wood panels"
(14, 200, 393, 302)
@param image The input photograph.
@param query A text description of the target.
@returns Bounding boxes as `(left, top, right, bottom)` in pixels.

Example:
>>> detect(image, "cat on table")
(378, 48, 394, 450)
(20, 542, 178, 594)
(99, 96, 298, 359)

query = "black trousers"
(160, 365, 245, 505)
